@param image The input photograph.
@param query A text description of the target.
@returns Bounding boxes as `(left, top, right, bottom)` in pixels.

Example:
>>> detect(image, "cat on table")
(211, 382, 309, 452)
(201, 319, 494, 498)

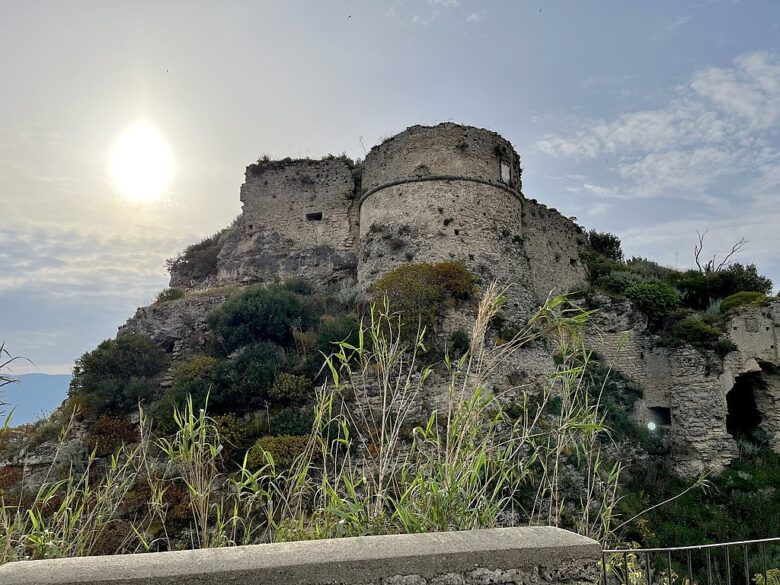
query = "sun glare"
(109, 122, 174, 202)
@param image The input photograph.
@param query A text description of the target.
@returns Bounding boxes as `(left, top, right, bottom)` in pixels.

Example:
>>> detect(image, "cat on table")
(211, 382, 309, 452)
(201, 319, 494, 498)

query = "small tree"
(588, 230, 624, 262)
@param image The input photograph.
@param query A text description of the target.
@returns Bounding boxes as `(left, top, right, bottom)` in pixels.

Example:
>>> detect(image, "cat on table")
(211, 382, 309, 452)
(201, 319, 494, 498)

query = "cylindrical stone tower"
(358, 123, 533, 309)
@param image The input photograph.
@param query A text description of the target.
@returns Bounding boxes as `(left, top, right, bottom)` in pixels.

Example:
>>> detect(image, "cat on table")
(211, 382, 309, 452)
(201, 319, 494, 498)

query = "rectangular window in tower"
(500, 160, 511, 185)
(306, 212, 323, 221)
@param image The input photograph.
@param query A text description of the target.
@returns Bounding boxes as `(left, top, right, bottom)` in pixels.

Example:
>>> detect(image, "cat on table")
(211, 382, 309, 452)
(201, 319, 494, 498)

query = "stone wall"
(521, 198, 588, 302)
(216, 158, 360, 285)
(588, 297, 780, 477)
(361, 123, 522, 193)
(0, 527, 601, 585)
(241, 158, 359, 252)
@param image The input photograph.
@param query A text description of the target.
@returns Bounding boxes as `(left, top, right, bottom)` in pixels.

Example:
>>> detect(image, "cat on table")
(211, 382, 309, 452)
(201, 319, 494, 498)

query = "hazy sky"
(1, 0, 779, 374)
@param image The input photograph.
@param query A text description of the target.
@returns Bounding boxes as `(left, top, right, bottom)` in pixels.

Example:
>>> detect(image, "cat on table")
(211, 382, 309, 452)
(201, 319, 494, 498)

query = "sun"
(109, 122, 174, 202)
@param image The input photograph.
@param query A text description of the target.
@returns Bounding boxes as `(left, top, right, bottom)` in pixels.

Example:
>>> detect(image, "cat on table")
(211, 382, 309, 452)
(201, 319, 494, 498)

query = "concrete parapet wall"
(0, 527, 601, 585)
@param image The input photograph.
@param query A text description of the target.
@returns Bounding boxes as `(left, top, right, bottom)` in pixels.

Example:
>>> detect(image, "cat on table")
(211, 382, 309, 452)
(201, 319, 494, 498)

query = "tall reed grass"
(1, 287, 625, 564)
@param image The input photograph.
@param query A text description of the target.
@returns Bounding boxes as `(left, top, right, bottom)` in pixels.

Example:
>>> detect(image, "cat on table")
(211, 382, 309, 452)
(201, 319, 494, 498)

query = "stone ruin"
(122, 122, 780, 478)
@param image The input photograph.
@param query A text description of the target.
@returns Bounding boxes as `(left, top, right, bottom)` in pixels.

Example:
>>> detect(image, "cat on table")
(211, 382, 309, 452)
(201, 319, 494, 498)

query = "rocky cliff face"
(588, 296, 780, 477)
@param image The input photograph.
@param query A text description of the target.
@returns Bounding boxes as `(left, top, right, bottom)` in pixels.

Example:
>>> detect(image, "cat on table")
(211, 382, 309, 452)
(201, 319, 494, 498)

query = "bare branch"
(715, 237, 748, 271)
(694, 229, 709, 272)
(693, 228, 748, 273)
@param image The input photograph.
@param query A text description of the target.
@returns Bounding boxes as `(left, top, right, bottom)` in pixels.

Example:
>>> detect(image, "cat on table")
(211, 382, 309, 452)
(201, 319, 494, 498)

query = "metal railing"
(602, 538, 780, 585)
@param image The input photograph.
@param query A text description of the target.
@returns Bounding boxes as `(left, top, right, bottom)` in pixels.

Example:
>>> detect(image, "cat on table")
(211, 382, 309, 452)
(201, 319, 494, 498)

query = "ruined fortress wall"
(725, 301, 780, 365)
(360, 123, 522, 192)
(240, 159, 358, 253)
(214, 159, 359, 285)
(358, 124, 536, 313)
(521, 199, 588, 301)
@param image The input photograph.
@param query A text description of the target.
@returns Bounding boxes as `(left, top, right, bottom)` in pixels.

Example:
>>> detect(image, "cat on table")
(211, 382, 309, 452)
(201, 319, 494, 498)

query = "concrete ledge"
(0, 526, 601, 585)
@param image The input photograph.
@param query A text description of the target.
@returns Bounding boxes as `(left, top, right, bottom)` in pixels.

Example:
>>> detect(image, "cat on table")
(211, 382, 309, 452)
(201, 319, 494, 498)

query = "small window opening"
(306, 212, 323, 221)
(454, 229, 460, 236)
(500, 160, 511, 184)
(248, 224, 254, 230)
(649, 407, 672, 427)
(569, 258, 578, 267)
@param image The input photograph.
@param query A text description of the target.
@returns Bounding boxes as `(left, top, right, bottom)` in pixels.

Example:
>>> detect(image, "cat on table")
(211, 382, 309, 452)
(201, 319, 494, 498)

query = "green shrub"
(371, 262, 477, 333)
(155, 287, 185, 304)
(69, 335, 168, 415)
(317, 314, 360, 355)
(580, 249, 625, 282)
(281, 279, 314, 296)
(713, 338, 739, 357)
(210, 342, 285, 410)
(213, 413, 255, 464)
(625, 257, 676, 282)
(247, 434, 309, 469)
(447, 329, 471, 356)
(672, 318, 722, 345)
(166, 232, 225, 283)
(594, 271, 645, 295)
(87, 415, 139, 456)
(587, 230, 623, 262)
(268, 373, 312, 405)
(207, 285, 315, 352)
(154, 355, 217, 430)
(674, 264, 772, 310)
(625, 282, 681, 321)
(269, 406, 313, 436)
(720, 291, 767, 313)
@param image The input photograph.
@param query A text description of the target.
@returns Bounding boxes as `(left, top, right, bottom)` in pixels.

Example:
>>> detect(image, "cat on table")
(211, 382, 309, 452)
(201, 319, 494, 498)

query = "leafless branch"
(694, 229, 709, 272)
(693, 228, 748, 273)
(715, 237, 748, 271)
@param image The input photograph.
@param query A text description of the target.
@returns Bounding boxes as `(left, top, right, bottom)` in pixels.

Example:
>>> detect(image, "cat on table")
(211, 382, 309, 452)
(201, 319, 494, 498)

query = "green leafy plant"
(248, 435, 309, 469)
(155, 287, 185, 304)
(208, 285, 315, 351)
(625, 282, 681, 322)
(720, 291, 767, 313)
(371, 262, 477, 335)
(672, 318, 722, 346)
(69, 335, 168, 415)
(588, 230, 624, 262)
(447, 329, 471, 357)
(594, 271, 646, 296)
(268, 373, 312, 405)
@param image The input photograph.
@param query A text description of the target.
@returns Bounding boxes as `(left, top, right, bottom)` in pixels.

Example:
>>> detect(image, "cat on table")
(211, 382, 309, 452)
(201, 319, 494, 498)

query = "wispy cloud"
(662, 14, 693, 35)
(532, 51, 780, 287)
(465, 10, 484, 23)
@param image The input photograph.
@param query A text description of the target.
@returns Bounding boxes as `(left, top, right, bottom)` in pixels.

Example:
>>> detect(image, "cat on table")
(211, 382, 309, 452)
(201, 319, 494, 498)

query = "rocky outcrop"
(118, 293, 229, 360)
(216, 226, 357, 286)
(588, 296, 780, 477)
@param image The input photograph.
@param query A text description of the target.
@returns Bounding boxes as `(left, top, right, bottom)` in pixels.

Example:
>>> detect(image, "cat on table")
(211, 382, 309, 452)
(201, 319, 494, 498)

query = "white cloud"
(429, 0, 458, 6)
(466, 11, 484, 23)
(531, 51, 780, 288)
(691, 51, 780, 129)
(532, 51, 780, 202)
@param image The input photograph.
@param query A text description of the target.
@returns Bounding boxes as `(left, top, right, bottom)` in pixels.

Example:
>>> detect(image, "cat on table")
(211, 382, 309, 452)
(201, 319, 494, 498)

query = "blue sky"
(1, 0, 779, 374)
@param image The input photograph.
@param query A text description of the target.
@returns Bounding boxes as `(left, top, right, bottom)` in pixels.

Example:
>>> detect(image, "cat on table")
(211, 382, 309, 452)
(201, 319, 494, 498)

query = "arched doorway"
(726, 371, 763, 440)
